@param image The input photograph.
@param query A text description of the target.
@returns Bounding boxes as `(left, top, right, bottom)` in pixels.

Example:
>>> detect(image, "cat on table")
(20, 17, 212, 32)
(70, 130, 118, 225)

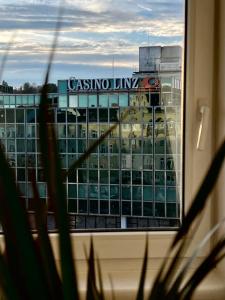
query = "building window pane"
(59, 95, 68, 108)
(69, 95, 78, 107)
(79, 95, 88, 107)
(99, 94, 108, 107)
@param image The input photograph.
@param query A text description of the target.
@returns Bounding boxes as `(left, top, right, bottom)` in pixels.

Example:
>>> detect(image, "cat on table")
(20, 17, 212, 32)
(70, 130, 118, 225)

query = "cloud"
(0, 0, 185, 85)
(137, 4, 152, 12)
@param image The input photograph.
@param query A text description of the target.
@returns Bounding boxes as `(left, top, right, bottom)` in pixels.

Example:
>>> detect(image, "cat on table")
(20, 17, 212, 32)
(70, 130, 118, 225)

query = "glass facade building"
(0, 47, 182, 230)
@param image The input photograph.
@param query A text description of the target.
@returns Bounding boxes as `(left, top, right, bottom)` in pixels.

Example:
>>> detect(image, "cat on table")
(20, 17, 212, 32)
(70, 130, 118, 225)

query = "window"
(1, 0, 224, 297)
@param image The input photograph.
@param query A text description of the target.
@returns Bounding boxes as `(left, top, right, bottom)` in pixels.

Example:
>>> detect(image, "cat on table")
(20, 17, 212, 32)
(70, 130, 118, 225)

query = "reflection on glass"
(88, 109, 97, 122)
(7, 140, 15, 152)
(79, 95, 88, 107)
(100, 170, 108, 183)
(99, 155, 108, 168)
(89, 94, 97, 107)
(155, 187, 165, 202)
(58, 140, 66, 153)
(27, 125, 36, 138)
(132, 155, 142, 170)
(68, 154, 77, 168)
(78, 170, 87, 183)
(121, 139, 130, 154)
(16, 110, 24, 123)
(132, 171, 141, 184)
(109, 93, 118, 107)
(89, 170, 98, 183)
(6, 125, 15, 138)
(88, 124, 98, 138)
(119, 93, 128, 107)
(78, 184, 87, 198)
(99, 94, 108, 107)
(109, 124, 119, 137)
(100, 185, 109, 199)
(67, 109, 77, 123)
(132, 186, 142, 201)
(0, 124, 5, 138)
(110, 155, 119, 169)
(143, 186, 153, 201)
(110, 171, 119, 184)
(131, 139, 142, 154)
(6, 110, 14, 122)
(68, 125, 76, 138)
(108, 139, 119, 153)
(58, 95, 67, 108)
(122, 186, 131, 200)
(109, 108, 119, 122)
(99, 109, 108, 122)
(110, 185, 119, 199)
(69, 95, 78, 107)
(17, 139, 25, 152)
(89, 155, 98, 168)
(78, 139, 86, 153)
(89, 185, 98, 199)
(68, 139, 76, 153)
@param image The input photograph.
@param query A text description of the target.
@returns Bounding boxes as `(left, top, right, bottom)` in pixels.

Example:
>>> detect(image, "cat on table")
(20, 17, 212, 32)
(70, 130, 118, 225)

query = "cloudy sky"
(0, 0, 185, 86)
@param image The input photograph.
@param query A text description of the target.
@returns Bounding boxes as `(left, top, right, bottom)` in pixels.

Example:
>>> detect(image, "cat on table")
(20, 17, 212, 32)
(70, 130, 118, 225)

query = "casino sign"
(67, 77, 160, 92)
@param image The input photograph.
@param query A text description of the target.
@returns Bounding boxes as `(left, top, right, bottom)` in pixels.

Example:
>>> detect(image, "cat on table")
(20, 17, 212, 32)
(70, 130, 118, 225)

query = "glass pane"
(69, 95, 78, 107)
(59, 95, 67, 108)
(89, 94, 97, 107)
(1, 0, 185, 230)
(99, 94, 108, 107)
(79, 95, 88, 107)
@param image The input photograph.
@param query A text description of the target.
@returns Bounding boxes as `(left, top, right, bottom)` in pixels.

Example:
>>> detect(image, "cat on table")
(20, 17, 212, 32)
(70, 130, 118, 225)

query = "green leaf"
(0, 33, 16, 82)
(38, 5, 79, 300)
(166, 219, 225, 299)
(136, 235, 148, 300)
(96, 255, 105, 300)
(179, 238, 225, 300)
(86, 237, 99, 300)
(0, 252, 20, 300)
(173, 139, 225, 247)
(66, 108, 131, 178)
(30, 171, 63, 299)
(0, 146, 50, 300)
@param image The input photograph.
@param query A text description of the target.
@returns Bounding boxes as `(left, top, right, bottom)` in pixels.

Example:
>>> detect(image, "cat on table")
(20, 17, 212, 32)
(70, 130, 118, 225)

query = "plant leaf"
(179, 238, 225, 300)
(173, 139, 225, 247)
(38, 5, 79, 300)
(0, 145, 50, 300)
(0, 251, 20, 300)
(66, 108, 131, 178)
(166, 218, 225, 299)
(0, 33, 16, 82)
(30, 171, 63, 300)
(96, 254, 105, 300)
(136, 235, 148, 300)
(86, 237, 99, 300)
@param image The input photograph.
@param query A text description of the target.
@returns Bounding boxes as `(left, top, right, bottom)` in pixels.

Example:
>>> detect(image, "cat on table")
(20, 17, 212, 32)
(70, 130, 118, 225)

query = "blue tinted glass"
(119, 93, 128, 107)
(58, 95, 67, 108)
(99, 94, 108, 107)
(69, 95, 78, 107)
(89, 94, 97, 107)
(79, 95, 88, 107)
(58, 80, 67, 93)
(109, 93, 118, 107)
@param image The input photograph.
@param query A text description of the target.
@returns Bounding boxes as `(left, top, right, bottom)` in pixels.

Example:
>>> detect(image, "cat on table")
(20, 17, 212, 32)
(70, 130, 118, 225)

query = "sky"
(0, 0, 185, 87)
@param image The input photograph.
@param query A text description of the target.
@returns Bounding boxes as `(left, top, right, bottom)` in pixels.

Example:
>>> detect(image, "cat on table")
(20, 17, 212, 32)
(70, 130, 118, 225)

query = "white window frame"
(43, 0, 225, 298)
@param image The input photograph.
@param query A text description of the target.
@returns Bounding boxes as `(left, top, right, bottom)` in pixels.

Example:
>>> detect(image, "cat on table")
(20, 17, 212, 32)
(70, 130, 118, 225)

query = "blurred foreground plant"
(0, 6, 225, 300)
